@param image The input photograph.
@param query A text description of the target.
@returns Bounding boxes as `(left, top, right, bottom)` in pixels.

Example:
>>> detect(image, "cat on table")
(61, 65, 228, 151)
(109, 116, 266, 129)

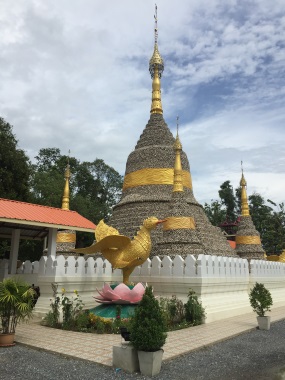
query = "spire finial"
(149, 4, 164, 115)
(173, 116, 183, 192)
(154, 4, 158, 45)
(61, 151, 71, 210)
(176, 115, 179, 136)
(240, 164, 250, 216)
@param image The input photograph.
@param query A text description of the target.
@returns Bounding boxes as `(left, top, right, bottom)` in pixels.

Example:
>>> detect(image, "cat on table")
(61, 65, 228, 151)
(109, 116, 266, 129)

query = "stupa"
(157, 120, 205, 258)
(56, 162, 76, 255)
(109, 6, 234, 258)
(235, 170, 265, 260)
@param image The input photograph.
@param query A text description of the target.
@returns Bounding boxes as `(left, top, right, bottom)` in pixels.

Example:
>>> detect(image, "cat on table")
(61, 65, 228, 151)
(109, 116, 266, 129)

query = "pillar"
(9, 229, 20, 275)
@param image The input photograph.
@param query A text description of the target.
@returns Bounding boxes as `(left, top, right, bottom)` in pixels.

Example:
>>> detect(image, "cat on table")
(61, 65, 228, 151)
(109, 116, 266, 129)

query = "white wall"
(1, 254, 284, 323)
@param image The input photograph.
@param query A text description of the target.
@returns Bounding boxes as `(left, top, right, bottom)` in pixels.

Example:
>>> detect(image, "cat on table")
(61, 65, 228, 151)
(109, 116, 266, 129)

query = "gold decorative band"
(163, 217, 195, 230)
(236, 236, 261, 245)
(123, 168, 192, 190)
(56, 232, 76, 243)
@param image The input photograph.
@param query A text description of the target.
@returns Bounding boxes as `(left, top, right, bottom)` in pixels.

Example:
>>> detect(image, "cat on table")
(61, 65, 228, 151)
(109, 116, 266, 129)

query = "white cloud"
(0, 0, 284, 207)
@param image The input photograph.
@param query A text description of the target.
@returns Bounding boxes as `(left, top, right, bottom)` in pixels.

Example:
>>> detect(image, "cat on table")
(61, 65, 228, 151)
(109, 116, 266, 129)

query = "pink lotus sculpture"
(94, 282, 146, 304)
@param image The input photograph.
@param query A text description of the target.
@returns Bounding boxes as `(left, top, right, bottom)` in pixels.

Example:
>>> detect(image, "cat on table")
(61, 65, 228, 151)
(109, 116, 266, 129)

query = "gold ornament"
(56, 232, 76, 243)
(74, 217, 165, 284)
(163, 217, 195, 230)
(236, 236, 261, 245)
(123, 168, 192, 190)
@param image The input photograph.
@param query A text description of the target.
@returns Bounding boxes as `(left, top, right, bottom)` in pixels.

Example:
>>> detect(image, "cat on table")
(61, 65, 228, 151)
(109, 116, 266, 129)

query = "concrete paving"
(15, 306, 285, 366)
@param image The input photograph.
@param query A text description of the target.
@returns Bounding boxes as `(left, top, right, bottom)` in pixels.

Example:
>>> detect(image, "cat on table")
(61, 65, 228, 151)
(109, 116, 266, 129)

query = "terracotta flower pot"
(0, 333, 15, 347)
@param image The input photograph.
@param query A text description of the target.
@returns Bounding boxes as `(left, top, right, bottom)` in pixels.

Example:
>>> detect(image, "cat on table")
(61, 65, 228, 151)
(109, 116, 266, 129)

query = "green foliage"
(42, 283, 60, 327)
(0, 117, 31, 202)
(30, 148, 123, 224)
(218, 181, 238, 222)
(204, 200, 227, 226)
(43, 289, 205, 335)
(95, 318, 106, 334)
(249, 282, 273, 317)
(0, 240, 10, 260)
(43, 283, 85, 329)
(130, 286, 167, 352)
(88, 313, 132, 334)
(184, 289, 205, 325)
(0, 278, 35, 333)
(159, 295, 185, 327)
(204, 181, 285, 255)
(18, 240, 44, 262)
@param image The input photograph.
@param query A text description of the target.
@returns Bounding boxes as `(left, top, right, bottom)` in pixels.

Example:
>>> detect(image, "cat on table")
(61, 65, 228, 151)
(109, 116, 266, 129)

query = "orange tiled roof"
(228, 240, 236, 249)
(0, 198, 96, 232)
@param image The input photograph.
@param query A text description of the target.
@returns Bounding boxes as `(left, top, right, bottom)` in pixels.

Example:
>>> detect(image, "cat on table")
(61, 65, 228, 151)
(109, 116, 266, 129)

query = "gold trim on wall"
(123, 168, 192, 190)
(163, 217, 195, 230)
(236, 236, 261, 245)
(56, 232, 76, 243)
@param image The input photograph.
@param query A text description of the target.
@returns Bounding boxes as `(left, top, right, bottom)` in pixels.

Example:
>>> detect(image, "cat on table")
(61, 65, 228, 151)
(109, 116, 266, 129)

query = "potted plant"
(130, 286, 167, 376)
(0, 278, 35, 346)
(249, 282, 273, 330)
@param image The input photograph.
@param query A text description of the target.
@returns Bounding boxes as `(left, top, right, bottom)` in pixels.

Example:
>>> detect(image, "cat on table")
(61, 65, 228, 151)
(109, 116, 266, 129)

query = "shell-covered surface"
(109, 113, 235, 258)
(236, 216, 265, 260)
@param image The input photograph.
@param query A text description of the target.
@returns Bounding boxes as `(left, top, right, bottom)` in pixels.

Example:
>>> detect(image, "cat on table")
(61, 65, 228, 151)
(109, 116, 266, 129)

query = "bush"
(159, 295, 185, 328)
(249, 282, 273, 317)
(130, 286, 167, 352)
(42, 285, 205, 334)
(42, 283, 85, 330)
(184, 289, 205, 325)
(0, 278, 35, 334)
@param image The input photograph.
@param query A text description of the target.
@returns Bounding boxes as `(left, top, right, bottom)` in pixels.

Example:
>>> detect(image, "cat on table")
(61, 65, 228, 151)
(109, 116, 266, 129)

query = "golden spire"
(61, 154, 71, 211)
(240, 162, 250, 217)
(149, 4, 164, 115)
(173, 116, 183, 192)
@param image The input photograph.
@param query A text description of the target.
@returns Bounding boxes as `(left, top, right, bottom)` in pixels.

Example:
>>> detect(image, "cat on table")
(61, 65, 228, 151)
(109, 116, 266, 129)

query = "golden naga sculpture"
(75, 217, 165, 284)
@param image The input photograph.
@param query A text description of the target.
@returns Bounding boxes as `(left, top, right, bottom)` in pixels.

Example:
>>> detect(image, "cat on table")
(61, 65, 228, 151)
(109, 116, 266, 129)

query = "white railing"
(2, 255, 284, 322)
(1, 254, 284, 280)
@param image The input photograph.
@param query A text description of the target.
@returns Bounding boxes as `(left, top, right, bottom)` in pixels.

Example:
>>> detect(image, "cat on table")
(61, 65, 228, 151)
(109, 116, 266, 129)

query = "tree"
(204, 181, 285, 255)
(0, 117, 31, 201)
(130, 286, 167, 352)
(261, 201, 285, 254)
(204, 200, 226, 226)
(30, 148, 123, 224)
(218, 181, 238, 222)
(248, 193, 272, 238)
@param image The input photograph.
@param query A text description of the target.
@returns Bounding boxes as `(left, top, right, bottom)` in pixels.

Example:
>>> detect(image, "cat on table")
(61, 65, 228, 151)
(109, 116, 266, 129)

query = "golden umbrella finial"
(173, 116, 183, 192)
(240, 161, 250, 217)
(61, 150, 71, 210)
(149, 4, 164, 115)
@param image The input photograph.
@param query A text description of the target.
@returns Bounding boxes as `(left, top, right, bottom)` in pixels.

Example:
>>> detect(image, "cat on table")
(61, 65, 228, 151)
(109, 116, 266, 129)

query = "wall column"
(9, 229, 21, 275)
(47, 228, 57, 258)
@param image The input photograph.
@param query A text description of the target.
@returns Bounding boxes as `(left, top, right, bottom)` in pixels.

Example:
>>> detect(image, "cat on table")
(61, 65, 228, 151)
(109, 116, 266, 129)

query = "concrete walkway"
(15, 306, 285, 366)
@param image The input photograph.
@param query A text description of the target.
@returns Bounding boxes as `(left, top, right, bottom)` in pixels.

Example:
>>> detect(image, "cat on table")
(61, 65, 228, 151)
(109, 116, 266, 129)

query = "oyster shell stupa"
(94, 282, 146, 304)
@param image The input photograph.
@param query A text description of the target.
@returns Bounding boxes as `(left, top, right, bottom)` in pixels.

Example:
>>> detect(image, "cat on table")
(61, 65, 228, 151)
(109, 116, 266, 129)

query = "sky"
(1, 0, 284, 207)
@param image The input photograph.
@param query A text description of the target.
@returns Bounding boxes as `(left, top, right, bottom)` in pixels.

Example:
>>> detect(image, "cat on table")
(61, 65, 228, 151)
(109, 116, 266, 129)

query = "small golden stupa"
(235, 169, 265, 260)
(158, 119, 205, 257)
(56, 162, 76, 255)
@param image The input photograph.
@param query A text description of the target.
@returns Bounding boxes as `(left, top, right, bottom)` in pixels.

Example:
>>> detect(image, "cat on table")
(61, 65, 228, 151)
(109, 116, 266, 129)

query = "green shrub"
(43, 283, 85, 330)
(96, 318, 106, 334)
(184, 289, 205, 325)
(159, 295, 185, 327)
(249, 282, 273, 317)
(0, 278, 35, 334)
(130, 286, 167, 352)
